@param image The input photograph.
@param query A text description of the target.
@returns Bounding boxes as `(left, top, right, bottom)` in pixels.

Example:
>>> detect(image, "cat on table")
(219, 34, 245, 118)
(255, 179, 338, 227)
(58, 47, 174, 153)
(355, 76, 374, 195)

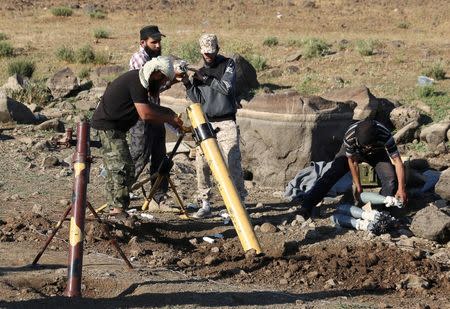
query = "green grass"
(0, 41, 14, 57)
(286, 38, 303, 47)
(78, 67, 91, 79)
(337, 39, 350, 51)
(420, 92, 450, 121)
(93, 28, 110, 39)
(263, 36, 279, 47)
(55, 45, 75, 62)
(398, 21, 410, 29)
(89, 10, 107, 19)
(7, 59, 35, 77)
(93, 52, 111, 65)
(296, 75, 319, 95)
(76, 45, 96, 64)
(302, 38, 331, 58)
(422, 62, 446, 80)
(417, 85, 437, 98)
(6, 79, 51, 106)
(222, 40, 255, 58)
(0, 33, 8, 41)
(176, 41, 201, 64)
(355, 39, 380, 56)
(51, 6, 73, 17)
(409, 141, 429, 153)
(247, 54, 268, 72)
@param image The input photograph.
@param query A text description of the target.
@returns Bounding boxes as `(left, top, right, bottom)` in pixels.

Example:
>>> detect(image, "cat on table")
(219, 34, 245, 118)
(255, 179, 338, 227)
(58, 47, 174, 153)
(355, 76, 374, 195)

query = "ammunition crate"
(358, 162, 380, 187)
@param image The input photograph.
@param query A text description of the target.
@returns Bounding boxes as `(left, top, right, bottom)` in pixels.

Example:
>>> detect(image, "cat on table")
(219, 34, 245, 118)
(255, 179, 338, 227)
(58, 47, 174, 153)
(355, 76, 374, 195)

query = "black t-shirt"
(91, 70, 149, 132)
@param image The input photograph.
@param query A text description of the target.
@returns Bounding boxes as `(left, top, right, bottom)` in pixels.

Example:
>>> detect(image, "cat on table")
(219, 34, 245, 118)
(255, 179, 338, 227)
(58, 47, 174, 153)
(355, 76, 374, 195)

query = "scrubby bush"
(417, 85, 437, 98)
(7, 59, 35, 78)
(355, 39, 378, 56)
(263, 36, 279, 47)
(56, 45, 75, 62)
(94, 29, 110, 39)
(337, 39, 350, 51)
(89, 10, 107, 19)
(7, 80, 52, 106)
(0, 32, 8, 41)
(177, 41, 201, 64)
(398, 21, 410, 29)
(222, 40, 255, 58)
(94, 52, 111, 65)
(296, 75, 318, 95)
(76, 45, 95, 64)
(51, 6, 73, 17)
(248, 54, 268, 72)
(0, 41, 14, 57)
(302, 38, 331, 58)
(286, 39, 303, 48)
(78, 67, 91, 79)
(422, 63, 446, 80)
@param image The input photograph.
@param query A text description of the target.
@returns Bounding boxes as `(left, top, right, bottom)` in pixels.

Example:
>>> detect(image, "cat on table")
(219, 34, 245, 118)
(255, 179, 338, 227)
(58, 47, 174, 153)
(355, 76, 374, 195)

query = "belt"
(207, 114, 236, 122)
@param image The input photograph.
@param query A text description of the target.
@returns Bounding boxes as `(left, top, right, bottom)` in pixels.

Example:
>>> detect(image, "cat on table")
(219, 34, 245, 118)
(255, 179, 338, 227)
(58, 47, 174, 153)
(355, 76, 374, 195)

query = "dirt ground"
(1, 1, 450, 308)
(1, 125, 449, 309)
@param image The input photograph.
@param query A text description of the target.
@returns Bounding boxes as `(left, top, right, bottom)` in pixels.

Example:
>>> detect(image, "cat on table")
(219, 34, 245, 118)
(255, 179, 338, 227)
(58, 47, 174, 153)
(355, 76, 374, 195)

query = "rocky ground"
(0, 120, 450, 308)
(1, 0, 450, 308)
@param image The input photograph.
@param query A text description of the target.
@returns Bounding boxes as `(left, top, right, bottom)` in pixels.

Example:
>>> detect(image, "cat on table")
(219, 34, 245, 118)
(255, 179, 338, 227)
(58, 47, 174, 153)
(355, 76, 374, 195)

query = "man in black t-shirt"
(91, 56, 183, 215)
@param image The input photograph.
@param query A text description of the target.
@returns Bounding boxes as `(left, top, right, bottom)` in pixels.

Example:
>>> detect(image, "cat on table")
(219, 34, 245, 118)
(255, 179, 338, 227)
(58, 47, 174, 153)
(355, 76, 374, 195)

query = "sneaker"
(129, 192, 140, 200)
(192, 206, 212, 219)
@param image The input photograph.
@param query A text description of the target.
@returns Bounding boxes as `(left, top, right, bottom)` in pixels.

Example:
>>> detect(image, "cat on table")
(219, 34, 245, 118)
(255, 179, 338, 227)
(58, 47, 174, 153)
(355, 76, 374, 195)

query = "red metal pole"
(64, 122, 90, 297)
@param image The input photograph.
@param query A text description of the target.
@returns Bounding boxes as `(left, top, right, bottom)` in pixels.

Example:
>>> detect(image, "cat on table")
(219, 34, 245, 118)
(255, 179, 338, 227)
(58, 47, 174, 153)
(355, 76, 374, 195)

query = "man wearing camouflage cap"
(181, 34, 247, 218)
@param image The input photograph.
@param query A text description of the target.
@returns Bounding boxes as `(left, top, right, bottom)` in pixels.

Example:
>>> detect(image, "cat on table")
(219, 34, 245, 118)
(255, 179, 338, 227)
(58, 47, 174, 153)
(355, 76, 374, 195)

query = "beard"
(144, 46, 161, 58)
(148, 79, 161, 96)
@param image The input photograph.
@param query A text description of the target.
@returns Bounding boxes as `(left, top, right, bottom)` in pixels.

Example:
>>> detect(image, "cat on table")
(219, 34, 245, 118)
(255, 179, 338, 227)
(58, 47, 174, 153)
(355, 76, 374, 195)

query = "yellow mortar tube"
(187, 103, 262, 253)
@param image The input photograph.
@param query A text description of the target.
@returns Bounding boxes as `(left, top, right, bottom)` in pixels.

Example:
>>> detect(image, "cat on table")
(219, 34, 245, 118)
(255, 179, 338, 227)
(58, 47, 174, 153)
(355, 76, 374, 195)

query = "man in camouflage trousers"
(181, 34, 247, 218)
(91, 57, 183, 216)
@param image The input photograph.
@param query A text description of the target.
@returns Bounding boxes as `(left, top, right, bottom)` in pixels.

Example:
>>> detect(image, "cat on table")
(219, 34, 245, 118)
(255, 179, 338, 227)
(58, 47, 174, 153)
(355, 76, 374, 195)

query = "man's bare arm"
(392, 156, 408, 205)
(134, 103, 183, 129)
(348, 156, 362, 200)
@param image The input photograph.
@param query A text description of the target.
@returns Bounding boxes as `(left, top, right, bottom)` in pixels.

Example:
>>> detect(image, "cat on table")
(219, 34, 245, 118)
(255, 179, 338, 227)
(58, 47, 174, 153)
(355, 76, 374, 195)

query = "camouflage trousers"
(196, 120, 247, 201)
(98, 129, 135, 210)
(129, 120, 168, 198)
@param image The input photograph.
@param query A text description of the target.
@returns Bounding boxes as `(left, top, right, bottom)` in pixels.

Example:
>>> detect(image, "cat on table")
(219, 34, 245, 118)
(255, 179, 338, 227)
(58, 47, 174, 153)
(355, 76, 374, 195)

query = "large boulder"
(419, 120, 450, 147)
(410, 205, 450, 243)
(91, 65, 125, 88)
(393, 120, 420, 144)
(90, 65, 125, 99)
(435, 168, 450, 201)
(322, 86, 395, 128)
(232, 54, 259, 101)
(0, 90, 36, 124)
(390, 106, 422, 130)
(237, 91, 355, 188)
(47, 67, 78, 99)
(1, 74, 26, 92)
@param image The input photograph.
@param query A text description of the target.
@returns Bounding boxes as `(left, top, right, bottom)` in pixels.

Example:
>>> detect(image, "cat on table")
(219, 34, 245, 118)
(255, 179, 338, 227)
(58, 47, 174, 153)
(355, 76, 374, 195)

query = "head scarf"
(139, 56, 175, 89)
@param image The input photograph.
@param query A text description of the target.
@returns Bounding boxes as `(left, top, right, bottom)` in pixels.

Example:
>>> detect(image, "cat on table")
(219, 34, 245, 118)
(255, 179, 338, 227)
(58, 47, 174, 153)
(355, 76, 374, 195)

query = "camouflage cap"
(199, 34, 218, 54)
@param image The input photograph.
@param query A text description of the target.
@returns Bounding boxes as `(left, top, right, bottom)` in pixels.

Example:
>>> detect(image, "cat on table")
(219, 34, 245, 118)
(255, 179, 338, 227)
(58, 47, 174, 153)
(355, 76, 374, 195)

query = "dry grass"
(0, 0, 448, 104)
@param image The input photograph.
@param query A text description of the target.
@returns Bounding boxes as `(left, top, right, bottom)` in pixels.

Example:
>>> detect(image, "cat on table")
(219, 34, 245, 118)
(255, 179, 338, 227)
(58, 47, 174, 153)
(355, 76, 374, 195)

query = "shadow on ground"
(0, 286, 391, 308)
